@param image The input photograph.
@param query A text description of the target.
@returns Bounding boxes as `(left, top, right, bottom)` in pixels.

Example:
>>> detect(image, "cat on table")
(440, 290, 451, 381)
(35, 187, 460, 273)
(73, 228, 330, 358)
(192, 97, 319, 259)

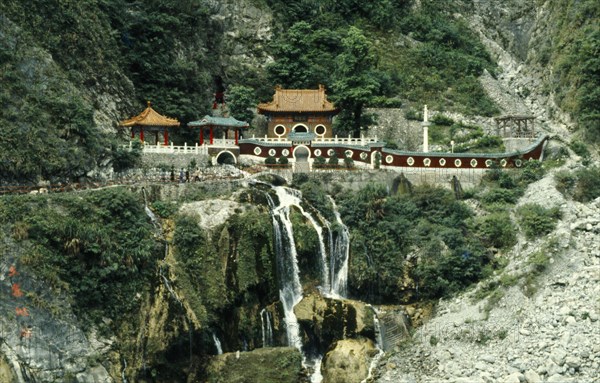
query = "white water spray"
(212, 332, 223, 355)
(260, 308, 274, 347)
(328, 196, 350, 298)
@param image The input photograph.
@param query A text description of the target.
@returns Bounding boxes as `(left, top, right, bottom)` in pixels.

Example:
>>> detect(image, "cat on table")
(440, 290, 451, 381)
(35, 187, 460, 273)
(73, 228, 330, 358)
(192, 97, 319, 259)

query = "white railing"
(124, 140, 238, 155)
(244, 134, 379, 146)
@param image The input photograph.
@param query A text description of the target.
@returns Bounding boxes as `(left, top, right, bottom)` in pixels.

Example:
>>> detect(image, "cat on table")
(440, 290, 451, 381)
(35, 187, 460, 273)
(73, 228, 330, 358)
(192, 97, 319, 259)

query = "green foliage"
(277, 155, 289, 165)
(431, 114, 454, 126)
(476, 212, 517, 250)
(339, 184, 490, 302)
(332, 27, 380, 136)
(539, 0, 600, 141)
(267, 22, 341, 89)
(112, 141, 142, 172)
(569, 140, 591, 158)
(328, 153, 340, 166)
(344, 155, 355, 169)
(554, 170, 577, 196)
(572, 166, 600, 202)
(265, 156, 277, 165)
(227, 85, 256, 125)
(150, 200, 179, 218)
(313, 156, 326, 168)
(173, 209, 277, 324)
(517, 204, 562, 239)
(11, 189, 160, 325)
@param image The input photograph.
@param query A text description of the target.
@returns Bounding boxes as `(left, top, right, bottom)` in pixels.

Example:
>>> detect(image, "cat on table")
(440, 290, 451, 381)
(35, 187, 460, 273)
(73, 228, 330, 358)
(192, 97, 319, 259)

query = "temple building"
(119, 101, 180, 145)
(188, 115, 249, 145)
(258, 85, 339, 139)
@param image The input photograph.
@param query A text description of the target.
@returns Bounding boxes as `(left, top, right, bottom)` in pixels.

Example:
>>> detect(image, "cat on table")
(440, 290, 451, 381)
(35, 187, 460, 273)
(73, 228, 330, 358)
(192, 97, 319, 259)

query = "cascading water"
(212, 332, 223, 355)
(328, 196, 350, 298)
(260, 308, 274, 348)
(267, 190, 304, 350)
(361, 308, 385, 383)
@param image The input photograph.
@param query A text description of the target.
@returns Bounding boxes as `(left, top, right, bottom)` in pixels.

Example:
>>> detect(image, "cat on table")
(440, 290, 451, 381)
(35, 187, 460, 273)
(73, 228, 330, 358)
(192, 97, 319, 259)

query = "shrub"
(344, 155, 355, 169)
(480, 188, 520, 205)
(265, 156, 277, 165)
(431, 114, 454, 126)
(278, 155, 289, 165)
(313, 156, 326, 168)
(477, 212, 516, 250)
(405, 108, 422, 120)
(569, 140, 590, 158)
(573, 166, 600, 202)
(554, 170, 576, 196)
(151, 200, 179, 218)
(517, 204, 562, 239)
(328, 153, 339, 167)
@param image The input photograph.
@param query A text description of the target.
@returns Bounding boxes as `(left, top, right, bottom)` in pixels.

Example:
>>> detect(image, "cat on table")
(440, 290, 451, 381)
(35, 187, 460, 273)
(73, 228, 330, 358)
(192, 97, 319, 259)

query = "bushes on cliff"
(4, 188, 160, 325)
(339, 184, 491, 302)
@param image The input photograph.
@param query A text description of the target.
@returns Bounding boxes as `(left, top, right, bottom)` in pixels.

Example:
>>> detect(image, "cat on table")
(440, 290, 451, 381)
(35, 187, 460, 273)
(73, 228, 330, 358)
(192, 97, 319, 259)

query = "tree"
(267, 22, 341, 88)
(227, 85, 256, 125)
(332, 27, 380, 137)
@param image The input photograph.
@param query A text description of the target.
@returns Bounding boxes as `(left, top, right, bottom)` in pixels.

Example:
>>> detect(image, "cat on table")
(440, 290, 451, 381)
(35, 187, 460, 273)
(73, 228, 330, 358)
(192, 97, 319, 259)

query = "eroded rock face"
(294, 293, 375, 354)
(322, 338, 377, 383)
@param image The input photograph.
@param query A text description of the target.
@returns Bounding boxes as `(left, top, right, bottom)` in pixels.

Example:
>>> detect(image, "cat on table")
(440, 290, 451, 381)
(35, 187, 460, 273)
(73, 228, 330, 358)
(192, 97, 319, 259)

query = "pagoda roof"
(119, 102, 180, 127)
(258, 85, 338, 113)
(188, 115, 249, 128)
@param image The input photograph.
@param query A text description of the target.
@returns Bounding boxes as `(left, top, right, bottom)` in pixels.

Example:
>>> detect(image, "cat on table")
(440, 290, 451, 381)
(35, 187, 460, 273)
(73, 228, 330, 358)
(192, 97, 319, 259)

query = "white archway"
(293, 145, 311, 161)
(214, 150, 237, 165)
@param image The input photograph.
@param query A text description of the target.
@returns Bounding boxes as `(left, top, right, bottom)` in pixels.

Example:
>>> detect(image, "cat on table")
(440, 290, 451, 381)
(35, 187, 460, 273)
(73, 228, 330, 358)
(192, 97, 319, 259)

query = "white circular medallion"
(385, 155, 393, 164)
(454, 159, 462, 167)
(470, 159, 478, 167)
(282, 149, 290, 156)
(515, 159, 522, 167)
(485, 159, 492, 167)
(407, 157, 415, 166)
(314, 149, 322, 157)
(253, 147, 262, 156)
(500, 159, 508, 167)
(268, 149, 276, 157)
(423, 158, 431, 167)
(439, 158, 446, 166)
(360, 152, 368, 160)
(327, 149, 336, 156)
(345, 150, 354, 158)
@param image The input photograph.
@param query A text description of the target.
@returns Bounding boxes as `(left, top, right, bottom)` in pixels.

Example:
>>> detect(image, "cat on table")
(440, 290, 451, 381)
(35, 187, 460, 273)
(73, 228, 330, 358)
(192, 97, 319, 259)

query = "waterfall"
(328, 197, 350, 298)
(309, 356, 324, 383)
(260, 308, 274, 347)
(267, 189, 304, 350)
(121, 358, 128, 383)
(141, 187, 159, 229)
(212, 332, 223, 355)
(361, 309, 385, 383)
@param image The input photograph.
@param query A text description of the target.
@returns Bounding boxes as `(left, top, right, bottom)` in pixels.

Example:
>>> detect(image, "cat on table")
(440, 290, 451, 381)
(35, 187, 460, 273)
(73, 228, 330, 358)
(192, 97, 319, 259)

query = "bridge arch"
(215, 150, 237, 165)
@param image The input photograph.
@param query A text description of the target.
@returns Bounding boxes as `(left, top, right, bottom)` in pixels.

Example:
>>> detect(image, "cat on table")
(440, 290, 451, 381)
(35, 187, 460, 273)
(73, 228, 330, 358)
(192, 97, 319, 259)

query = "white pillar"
(423, 104, 429, 152)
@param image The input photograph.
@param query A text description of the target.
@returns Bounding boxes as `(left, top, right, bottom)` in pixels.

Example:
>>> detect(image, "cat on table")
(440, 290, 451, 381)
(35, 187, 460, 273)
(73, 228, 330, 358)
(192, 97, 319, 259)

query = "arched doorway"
(215, 150, 237, 165)
(293, 145, 310, 172)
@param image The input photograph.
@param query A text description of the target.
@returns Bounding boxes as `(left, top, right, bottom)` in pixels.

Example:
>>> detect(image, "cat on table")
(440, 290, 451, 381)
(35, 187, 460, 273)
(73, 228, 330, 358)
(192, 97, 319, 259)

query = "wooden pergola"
(119, 101, 180, 145)
(494, 115, 535, 138)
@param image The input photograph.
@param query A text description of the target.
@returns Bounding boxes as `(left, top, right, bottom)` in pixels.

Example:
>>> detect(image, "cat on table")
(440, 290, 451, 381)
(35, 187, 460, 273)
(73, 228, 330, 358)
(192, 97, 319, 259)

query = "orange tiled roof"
(258, 85, 338, 113)
(119, 102, 180, 127)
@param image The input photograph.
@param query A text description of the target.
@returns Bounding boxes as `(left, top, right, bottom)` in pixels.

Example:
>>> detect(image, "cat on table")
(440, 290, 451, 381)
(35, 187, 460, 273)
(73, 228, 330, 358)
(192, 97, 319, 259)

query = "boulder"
(322, 338, 378, 383)
(294, 293, 375, 350)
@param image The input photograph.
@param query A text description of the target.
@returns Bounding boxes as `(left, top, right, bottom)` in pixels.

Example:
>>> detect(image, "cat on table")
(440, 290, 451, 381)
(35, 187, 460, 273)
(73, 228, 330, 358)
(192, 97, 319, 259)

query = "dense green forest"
(1, 0, 598, 183)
